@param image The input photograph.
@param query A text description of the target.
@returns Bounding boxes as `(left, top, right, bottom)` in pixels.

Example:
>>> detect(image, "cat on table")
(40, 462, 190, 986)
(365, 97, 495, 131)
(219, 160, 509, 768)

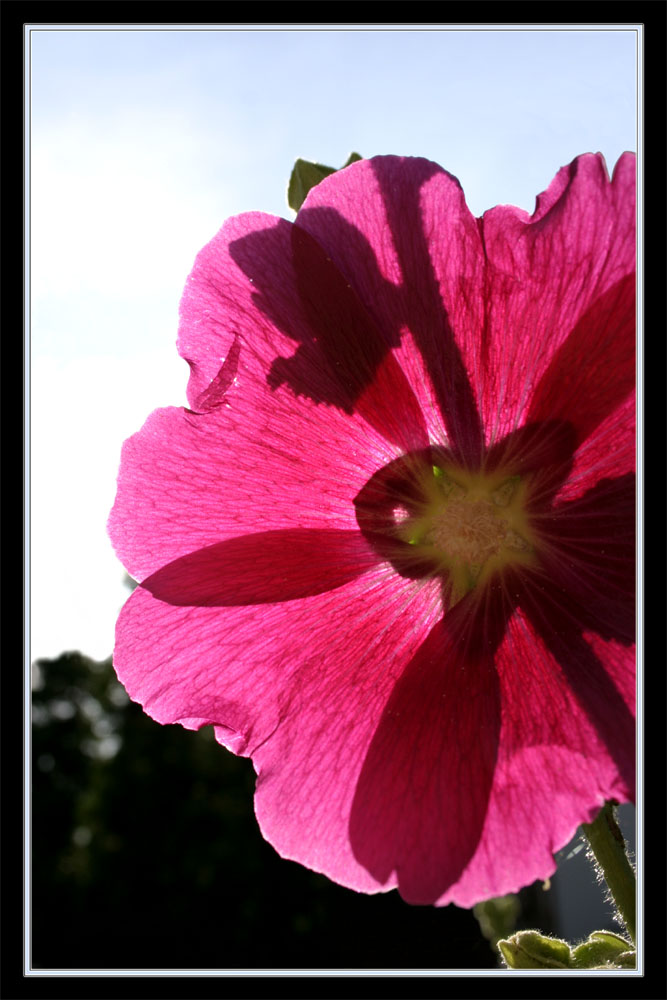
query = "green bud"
(571, 930, 635, 969)
(287, 153, 363, 211)
(473, 894, 520, 947)
(498, 930, 572, 969)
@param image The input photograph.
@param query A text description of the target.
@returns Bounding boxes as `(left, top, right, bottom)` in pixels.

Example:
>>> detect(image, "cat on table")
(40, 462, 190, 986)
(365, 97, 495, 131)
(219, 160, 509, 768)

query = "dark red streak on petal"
(141, 529, 382, 607)
(190, 332, 241, 414)
(228, 222, 429, 453)
(370, 158, 485, 465)
(484, 419, 576, 506)
(517, 576, 635, 799)
(289, 225, 430, 451)
(533, 472, 635, 645)
(528, 274, 635, 446)
(350, 594, 505, 904)
(504, 471, 636, 795)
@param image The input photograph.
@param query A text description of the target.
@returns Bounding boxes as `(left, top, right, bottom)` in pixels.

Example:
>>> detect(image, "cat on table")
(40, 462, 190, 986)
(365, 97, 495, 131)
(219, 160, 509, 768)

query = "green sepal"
(287, 152, 363, 211)
(499, 928, 636, 970)
(571, 930, 635, 969)
(498, 930, 572, 969)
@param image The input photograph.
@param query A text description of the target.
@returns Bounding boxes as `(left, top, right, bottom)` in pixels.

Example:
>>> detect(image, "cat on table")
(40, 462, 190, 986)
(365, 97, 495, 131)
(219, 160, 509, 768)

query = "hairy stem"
(582, 801, 636, 946)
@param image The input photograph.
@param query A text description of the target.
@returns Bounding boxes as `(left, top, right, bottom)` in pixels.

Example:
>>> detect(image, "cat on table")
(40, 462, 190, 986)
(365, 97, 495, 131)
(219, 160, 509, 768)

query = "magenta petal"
(448, 611, 634, 906)
(114, 564, 440, 748)
(108, 395, 394, 583)
(477, 152, 635, 441)
(528, 274, 635, 446)
(297, 156, 487, 460)
(115, 566, 443, 895)
(179, 210, 429, 453)
(555, 392, 635, 504)
(349, 612, 501, 904)
(280, 224, 430, 451)
(142, 529, 380, 606)
(535, 472, 636, 645)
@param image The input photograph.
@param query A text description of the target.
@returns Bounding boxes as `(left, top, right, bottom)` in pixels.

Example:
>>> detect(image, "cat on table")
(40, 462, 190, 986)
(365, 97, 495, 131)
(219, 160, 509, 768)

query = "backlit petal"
(110, 152, 636, 909)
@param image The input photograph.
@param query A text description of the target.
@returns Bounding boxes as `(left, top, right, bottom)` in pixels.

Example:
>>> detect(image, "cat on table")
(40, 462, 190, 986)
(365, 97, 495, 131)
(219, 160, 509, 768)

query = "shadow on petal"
(485, 419, 576, 507)
(532, 613, 635, 799)
(528, 275, 636, 447)
(141, 528, 381, 607)
(370, 157, 485, 465)
(231, 159, 486, 465)
(514, 557, 635, 798)
(229, 220, 429, 451)
(349, 596, 506, 904)
(532, 471, 636, 644)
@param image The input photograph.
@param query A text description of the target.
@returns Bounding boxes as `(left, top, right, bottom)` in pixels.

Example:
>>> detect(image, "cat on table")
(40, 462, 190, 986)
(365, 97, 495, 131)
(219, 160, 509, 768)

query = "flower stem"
(582, 801, 636, 946)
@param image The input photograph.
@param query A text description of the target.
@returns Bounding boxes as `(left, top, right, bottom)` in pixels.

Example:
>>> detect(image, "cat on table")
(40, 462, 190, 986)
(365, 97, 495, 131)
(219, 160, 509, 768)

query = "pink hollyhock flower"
(108, 154, 635, 907)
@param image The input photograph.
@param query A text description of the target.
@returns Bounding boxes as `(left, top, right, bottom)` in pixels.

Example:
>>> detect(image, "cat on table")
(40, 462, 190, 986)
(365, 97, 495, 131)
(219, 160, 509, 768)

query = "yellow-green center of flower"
(398, 465, 535, 604)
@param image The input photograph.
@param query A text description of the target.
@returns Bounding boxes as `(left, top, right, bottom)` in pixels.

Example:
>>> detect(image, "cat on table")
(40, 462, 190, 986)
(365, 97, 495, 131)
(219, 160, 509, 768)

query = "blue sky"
(30, 25, 637, 665)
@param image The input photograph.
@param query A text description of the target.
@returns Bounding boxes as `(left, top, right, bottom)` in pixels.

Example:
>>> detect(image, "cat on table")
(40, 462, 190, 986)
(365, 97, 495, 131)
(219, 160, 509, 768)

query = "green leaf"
(287, 153, 363, 211)
(498, 930, 572, 969)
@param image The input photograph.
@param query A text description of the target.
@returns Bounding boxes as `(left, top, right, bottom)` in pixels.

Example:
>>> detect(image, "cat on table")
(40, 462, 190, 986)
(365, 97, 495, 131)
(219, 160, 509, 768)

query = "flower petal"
(114, 566, 443, 891)
(448, 607, 634, 907)
(141, 528, 381, 606)
(108, 391, 406, 583)
(179, 211, 429, 453)
(297, 153, 635, 463)
(478, 152, 635, 442)
(437, 471, 636, 906)
(296, 156, 487, 462)
(533, 472, 636, 645)
(349, 610, 502, 904)
(555, 392, 635, 503)
(510, 601, 634, 800)
(527, 274, 635, 447)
